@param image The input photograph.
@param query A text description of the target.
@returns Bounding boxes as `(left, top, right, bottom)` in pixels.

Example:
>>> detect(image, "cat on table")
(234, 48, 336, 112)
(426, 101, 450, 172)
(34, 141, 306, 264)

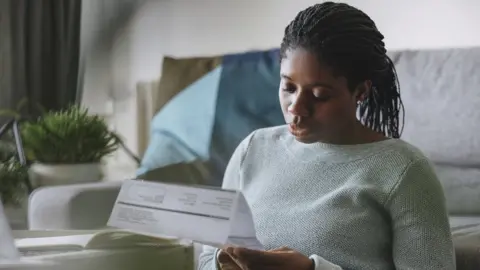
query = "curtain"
(0, 0, 13, 120)
(8, 0, 82, 117)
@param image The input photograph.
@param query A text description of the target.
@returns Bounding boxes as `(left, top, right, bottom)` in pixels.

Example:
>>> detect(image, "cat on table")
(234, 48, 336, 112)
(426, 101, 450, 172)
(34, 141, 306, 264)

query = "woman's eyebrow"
(281, 74, 335, 90)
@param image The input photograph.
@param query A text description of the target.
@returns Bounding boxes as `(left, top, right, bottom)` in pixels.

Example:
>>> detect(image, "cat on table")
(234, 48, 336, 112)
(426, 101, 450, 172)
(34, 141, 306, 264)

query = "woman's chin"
(293, 135, 318, 144)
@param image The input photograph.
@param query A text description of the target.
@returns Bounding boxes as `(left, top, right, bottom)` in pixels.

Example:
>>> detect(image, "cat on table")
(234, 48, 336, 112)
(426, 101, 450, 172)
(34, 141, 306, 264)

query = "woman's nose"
(288, 94, 311, 117)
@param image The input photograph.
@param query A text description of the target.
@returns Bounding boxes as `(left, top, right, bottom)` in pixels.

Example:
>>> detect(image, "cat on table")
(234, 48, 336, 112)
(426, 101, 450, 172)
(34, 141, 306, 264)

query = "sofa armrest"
(28, 182, 122, 230)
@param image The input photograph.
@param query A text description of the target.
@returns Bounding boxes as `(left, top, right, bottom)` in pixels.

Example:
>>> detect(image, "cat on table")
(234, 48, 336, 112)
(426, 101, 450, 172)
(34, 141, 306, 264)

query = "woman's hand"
(223, 246, 313, 270)
(217, 249, 242, 270)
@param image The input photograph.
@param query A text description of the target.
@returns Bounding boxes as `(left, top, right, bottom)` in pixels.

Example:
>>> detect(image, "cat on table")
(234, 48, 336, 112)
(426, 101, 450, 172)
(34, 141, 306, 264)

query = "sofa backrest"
(390, 48, 480, 166)
(389, 47, 480, 215)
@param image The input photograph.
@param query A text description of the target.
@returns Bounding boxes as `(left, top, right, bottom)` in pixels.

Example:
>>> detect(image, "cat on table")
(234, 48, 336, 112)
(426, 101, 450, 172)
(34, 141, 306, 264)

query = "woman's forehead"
(280, 48, 347, 87)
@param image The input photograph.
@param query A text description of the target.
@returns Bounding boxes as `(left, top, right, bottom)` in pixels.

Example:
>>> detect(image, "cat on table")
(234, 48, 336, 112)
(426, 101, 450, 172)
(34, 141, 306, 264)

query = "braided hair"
(280, 2, 404, 138)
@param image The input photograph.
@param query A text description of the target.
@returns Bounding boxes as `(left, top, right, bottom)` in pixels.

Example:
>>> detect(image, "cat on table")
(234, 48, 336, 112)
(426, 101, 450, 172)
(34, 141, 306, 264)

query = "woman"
(198, 2, 455, 270)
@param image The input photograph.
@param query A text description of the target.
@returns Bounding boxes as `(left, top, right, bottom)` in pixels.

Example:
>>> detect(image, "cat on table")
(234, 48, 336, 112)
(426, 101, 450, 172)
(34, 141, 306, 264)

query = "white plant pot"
(29, 163, 103, 187)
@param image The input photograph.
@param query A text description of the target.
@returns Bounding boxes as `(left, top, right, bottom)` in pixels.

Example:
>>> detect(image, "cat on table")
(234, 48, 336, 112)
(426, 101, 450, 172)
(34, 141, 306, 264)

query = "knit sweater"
(198, 125, 455, 270)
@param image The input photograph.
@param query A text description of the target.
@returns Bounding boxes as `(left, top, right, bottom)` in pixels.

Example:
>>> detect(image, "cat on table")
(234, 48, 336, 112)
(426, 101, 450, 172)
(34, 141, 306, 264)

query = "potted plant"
(0, 156, 29, 229)
(22, 105, 121, 186)
(0, 157, 28, 206)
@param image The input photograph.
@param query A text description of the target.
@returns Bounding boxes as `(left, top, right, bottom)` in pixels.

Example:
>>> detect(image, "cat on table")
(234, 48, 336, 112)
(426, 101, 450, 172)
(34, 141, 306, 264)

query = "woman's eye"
(315, 96, 330, 101)
(313, 91, 330, 101)
(282, 87, 296, 94)
(313, 93, 330, 101)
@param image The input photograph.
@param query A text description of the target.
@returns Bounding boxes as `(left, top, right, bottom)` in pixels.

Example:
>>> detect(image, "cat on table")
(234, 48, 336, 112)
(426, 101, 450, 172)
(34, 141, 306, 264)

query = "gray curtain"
(8, 0, 82, 117)
(0, 0, 13, 117)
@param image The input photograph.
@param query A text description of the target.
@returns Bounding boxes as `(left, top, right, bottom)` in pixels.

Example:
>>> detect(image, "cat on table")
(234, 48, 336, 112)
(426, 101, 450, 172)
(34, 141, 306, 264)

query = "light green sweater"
(198, 125, 455, 270)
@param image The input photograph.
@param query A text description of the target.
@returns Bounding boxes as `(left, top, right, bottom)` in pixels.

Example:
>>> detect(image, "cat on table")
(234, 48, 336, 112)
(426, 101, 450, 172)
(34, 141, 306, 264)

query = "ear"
(354, 80, 372, 103)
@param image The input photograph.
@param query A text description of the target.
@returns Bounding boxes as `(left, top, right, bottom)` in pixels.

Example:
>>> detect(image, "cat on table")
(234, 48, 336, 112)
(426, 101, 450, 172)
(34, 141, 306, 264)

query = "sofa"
(28, 47, 480, 269)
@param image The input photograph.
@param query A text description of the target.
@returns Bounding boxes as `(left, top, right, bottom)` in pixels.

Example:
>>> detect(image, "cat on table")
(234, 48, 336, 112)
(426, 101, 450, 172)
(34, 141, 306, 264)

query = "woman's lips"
(288, 123, 310, 137)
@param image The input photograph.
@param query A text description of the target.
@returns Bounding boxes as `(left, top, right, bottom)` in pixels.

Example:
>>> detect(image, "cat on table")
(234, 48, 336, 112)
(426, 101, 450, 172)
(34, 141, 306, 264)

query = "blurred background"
(81, 0, 480, 178)
(2, 0, 479, 181)
(2, 1, 480, 269)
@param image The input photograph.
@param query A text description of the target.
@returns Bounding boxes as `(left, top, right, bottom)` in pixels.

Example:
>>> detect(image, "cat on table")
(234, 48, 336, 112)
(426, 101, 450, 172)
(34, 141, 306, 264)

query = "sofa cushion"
(154, 56, 221, 114)
(389, 48, 480, 166)
(435, 164, 480, 215)
(209, 49, 284, 184)
(451, 219, 480, 270)
(137, 67, 222, 179)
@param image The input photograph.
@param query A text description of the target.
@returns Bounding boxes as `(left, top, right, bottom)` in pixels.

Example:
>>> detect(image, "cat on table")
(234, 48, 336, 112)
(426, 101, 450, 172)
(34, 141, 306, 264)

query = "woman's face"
(279, 48, 362, 144)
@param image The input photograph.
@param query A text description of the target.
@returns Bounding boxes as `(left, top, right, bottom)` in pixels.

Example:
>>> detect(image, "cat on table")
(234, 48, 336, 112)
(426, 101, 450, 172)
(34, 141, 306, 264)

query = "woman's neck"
(317, 121, 388, 146)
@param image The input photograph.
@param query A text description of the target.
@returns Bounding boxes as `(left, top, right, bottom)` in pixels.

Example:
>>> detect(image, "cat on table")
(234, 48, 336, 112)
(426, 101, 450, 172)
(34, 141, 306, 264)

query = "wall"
(99, 0, 480, 174)
(127, 0, 480, 81)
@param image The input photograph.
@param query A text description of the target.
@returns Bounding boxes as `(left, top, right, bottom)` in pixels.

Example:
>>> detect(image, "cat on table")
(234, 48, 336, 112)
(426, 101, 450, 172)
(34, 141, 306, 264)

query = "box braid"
(280, 2, 404, 138)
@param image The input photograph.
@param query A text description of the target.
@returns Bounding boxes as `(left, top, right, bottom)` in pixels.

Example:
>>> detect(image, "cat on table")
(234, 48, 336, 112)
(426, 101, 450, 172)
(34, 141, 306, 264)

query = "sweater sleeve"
(309, 255, 343, 270)
(197, 132, 255, 270)
(386, 158, 456, 270)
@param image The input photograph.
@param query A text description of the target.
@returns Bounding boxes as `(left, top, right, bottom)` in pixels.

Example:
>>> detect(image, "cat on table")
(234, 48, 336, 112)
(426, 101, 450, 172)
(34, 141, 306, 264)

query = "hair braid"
(280, 2, 404, 138)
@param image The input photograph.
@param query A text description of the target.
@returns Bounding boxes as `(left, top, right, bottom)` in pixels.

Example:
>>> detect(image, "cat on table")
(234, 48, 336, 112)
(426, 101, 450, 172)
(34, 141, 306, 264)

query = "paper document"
(15, 230, 181, 252)
(108, 180, 264, 250)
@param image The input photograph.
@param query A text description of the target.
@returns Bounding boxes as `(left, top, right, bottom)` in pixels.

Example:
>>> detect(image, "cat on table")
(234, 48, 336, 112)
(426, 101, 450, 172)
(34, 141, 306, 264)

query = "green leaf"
(21, 105, 121, 164)
(0, 159, 28, 206)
